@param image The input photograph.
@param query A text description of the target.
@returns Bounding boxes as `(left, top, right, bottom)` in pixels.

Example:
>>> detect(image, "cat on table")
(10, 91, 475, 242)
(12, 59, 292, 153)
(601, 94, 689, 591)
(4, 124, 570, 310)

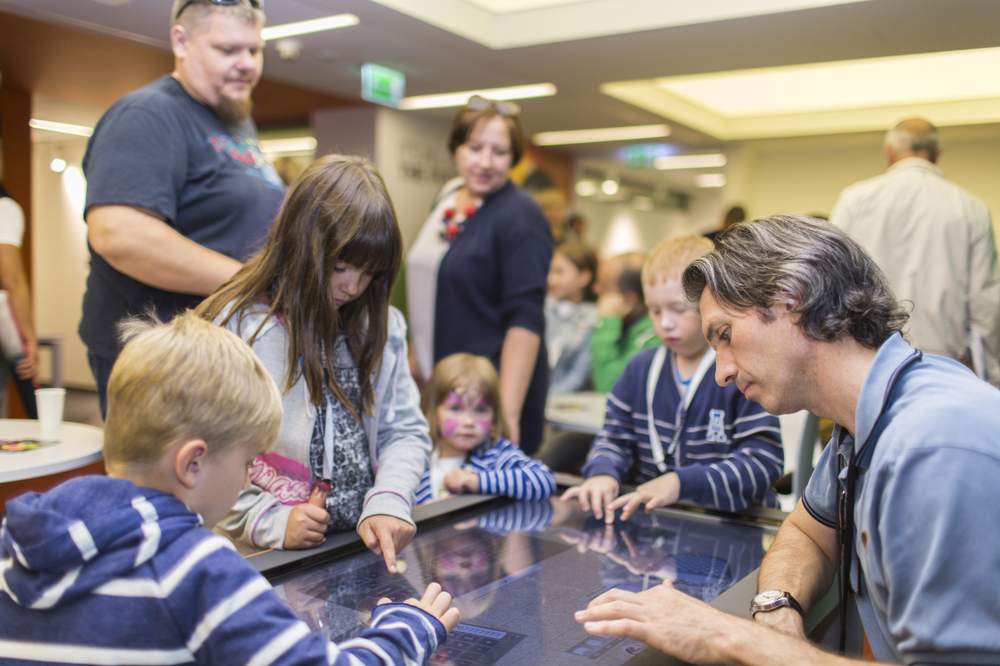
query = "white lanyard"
(645, 347, 716, 471)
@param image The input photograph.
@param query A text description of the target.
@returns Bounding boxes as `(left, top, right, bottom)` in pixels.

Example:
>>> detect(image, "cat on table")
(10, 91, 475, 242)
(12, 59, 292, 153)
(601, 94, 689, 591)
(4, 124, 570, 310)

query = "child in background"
(545, 241, 599, 394)
(415, 353, 556, 504)
(198, 155, 430, 573)
(564, 236, 783, 521)
(590, 265, 659, 392)
(0, 312, 458, 664)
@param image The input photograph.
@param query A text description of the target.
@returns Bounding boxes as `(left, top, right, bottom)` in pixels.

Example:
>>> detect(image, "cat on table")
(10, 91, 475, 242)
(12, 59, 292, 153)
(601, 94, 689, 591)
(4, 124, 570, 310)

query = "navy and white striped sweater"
(0, 476, 446, 665)
(415, 438, 556, 504)
(583, 347, 783, 512)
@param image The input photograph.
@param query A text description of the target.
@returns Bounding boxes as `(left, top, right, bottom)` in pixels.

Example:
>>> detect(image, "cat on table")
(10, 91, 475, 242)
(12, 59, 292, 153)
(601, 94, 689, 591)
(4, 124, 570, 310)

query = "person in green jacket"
(590, 266, 659, 392)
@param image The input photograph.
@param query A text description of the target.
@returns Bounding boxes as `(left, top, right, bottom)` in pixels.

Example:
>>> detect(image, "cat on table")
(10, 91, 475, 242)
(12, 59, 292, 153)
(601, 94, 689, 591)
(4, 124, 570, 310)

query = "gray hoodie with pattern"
(216, 304, 431, 549)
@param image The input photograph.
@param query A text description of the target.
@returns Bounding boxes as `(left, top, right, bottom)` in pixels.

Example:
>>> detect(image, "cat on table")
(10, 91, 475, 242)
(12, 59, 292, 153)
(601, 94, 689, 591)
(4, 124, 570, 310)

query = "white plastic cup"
(35, 388, 66, 440)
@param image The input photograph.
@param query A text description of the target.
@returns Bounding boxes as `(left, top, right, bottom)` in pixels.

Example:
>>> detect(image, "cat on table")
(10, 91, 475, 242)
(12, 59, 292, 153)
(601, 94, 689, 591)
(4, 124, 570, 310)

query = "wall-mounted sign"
(617, 143, 675, 168)
(361, 63, 405, 108)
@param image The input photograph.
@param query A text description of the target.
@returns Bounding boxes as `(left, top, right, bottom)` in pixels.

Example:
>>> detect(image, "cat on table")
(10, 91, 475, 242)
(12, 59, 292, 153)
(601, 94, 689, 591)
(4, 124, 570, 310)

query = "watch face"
(755, 590, 783, 604)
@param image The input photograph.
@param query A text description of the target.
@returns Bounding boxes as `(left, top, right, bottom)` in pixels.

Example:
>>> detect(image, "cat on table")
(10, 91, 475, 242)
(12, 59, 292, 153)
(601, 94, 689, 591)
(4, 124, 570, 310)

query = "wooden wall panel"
(0, 10, 353, 125)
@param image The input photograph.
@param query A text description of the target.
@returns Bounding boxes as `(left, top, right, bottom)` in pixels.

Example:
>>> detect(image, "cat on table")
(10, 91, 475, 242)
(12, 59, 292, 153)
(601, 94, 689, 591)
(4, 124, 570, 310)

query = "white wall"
(312, 106, 454, 249)
(576, 187, 724, 257)
(31, 137, 93, 388)
(374, 110, 454, 248)
(730, 124, 1000, 245)
(312, 106, 376, 161)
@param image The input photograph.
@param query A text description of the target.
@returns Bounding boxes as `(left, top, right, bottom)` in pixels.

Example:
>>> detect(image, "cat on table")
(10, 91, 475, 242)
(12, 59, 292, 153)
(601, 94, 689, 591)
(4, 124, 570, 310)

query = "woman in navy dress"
(408, 97, 553, 455)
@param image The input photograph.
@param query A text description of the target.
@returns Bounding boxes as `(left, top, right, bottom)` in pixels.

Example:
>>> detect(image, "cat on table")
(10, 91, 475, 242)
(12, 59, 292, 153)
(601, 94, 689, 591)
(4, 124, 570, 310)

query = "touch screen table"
(255, 495, 779, 665)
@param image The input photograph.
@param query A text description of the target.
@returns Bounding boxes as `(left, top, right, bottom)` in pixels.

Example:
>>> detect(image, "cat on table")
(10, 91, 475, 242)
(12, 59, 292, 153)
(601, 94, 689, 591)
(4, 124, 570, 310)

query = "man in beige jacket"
(831, 117, 1000, 383)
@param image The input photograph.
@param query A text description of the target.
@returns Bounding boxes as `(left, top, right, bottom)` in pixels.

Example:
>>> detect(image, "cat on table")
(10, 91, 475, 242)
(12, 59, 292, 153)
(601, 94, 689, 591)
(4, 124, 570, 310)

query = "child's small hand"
(561, 475, 620, 523)
(607, 472, 680, 521)
(443, 469, 479, 494)
(377, 582, 460, 631)
(358, 515, 416, 574)
(284, 503, 330, 549)
(308, 479, 331, 508)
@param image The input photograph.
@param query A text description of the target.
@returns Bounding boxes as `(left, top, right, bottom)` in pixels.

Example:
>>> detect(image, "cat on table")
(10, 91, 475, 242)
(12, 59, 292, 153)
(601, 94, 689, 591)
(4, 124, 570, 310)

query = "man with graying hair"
(831, 117, 1000, 384)
(575, 215, 1000, 665)
(80, 0, 284, 415)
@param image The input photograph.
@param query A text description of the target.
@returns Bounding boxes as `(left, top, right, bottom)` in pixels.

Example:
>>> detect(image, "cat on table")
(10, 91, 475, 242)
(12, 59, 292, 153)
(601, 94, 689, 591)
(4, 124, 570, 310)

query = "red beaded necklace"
(439, 201, 480, 241)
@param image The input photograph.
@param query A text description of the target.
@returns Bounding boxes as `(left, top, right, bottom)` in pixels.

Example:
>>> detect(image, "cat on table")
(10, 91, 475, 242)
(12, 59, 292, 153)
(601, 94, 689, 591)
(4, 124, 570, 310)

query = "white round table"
(545, 392, 607, 435)
(0, 419, 104, 483)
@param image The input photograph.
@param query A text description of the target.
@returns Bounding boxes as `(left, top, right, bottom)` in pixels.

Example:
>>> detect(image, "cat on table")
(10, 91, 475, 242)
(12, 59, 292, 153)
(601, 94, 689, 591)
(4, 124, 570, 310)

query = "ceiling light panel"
(259, 137, 317, 155)
(399, 83, 556, 110)
(463, 0, 585, 12)
(533, 124, 670, 146)
(262, 14, 359, 41)
(29, 119, 94, 137)
(656, 47, 1000, 117)
(653, 153, 727, 170)
(603, 44, 1000, 140)
(370, 0, 870, 49)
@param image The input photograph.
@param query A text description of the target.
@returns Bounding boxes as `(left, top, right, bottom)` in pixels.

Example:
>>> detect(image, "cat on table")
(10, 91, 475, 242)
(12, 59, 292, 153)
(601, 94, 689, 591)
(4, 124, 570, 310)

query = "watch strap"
(750, 590, 805, 618)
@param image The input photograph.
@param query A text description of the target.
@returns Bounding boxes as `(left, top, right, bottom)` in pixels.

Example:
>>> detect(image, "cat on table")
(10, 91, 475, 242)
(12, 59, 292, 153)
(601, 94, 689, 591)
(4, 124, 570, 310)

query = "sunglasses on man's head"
(174, 0, 260, 22)
(465, 95, 521, 118)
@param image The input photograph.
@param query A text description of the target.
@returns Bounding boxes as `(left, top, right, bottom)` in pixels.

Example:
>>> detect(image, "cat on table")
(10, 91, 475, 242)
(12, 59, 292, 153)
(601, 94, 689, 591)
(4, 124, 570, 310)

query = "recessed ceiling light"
(696, 173, 726, 188)
(262, 14, 359, 41)
(49, 158, 68, 173)
(399, 83, 556, 110)
(653, 153, 727, 170)
(601, 179, 619, 196)
(29, 119, 94, 137)
(533, 124, 670, 146)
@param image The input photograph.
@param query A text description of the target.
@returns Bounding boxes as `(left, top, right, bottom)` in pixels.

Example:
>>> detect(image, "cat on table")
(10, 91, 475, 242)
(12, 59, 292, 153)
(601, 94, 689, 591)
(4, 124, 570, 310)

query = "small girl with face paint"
(415, 353, 556, 504)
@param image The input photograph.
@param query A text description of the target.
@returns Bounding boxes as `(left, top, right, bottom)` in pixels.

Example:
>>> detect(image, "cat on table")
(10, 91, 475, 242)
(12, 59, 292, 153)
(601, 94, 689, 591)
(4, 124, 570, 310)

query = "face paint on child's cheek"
(441, 418, 462, 438)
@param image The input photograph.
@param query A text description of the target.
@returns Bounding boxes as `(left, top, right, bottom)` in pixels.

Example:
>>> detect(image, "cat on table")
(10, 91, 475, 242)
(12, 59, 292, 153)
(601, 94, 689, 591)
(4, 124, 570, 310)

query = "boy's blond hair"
(103, 311, 282, 469)
(642, 235, 715, 287)
(423, 353, 505, 443)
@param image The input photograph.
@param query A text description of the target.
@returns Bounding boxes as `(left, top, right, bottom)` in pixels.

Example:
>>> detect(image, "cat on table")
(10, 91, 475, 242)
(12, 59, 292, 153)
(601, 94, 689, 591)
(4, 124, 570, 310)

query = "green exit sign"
(361, 63, 405, 108)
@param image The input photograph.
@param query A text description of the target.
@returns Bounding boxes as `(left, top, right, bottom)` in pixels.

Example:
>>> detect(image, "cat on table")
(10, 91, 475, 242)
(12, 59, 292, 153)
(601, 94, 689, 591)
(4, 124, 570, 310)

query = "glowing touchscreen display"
(270, 500, 770, 665)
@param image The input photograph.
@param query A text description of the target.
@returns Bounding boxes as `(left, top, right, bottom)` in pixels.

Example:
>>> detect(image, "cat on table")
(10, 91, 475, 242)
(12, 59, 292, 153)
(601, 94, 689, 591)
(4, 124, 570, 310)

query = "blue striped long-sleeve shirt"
(582, 347, 783, 512)
(0, 476, 446, 665)
(416, 438, 556, 504)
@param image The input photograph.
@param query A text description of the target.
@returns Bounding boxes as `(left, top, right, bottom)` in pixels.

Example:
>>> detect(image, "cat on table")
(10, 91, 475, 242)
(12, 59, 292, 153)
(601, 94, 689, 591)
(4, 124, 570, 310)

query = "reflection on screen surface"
(270, 499, 770, 665)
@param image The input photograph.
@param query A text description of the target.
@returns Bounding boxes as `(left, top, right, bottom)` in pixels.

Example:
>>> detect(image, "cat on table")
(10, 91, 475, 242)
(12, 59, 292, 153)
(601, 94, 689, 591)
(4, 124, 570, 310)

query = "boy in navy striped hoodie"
(0, 312, 458, 665)
(416, 353, 555, 504)
(563, 236, 783, 521)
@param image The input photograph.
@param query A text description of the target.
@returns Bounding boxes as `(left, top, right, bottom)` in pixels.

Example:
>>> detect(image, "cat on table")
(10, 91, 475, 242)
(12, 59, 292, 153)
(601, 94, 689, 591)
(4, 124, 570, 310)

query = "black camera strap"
(837, 349, 922, 652)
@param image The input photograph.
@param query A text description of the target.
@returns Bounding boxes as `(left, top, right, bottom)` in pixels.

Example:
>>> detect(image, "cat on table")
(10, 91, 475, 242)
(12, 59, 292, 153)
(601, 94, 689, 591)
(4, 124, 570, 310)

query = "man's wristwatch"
(750, 590, 805, 618)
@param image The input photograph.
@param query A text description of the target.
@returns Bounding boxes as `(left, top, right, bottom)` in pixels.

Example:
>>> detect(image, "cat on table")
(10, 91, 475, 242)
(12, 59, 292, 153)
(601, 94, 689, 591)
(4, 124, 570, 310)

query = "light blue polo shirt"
(803, 333, 1000, 664)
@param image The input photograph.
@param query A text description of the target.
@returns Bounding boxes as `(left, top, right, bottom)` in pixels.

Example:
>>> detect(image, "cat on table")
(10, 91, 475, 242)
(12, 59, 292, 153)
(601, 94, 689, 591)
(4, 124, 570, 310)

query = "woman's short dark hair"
(447, 102, 525, 166)
(682, 214, 908, 349)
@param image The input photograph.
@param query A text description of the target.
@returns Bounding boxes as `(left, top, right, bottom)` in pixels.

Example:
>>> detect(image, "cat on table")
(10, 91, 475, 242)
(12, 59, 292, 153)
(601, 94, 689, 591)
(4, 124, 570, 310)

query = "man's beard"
(214, 95, 254, 125)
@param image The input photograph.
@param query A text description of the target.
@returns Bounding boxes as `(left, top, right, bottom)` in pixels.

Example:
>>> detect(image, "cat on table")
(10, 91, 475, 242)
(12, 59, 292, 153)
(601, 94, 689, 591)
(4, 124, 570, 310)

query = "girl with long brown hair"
(199, 154, 430, 572)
